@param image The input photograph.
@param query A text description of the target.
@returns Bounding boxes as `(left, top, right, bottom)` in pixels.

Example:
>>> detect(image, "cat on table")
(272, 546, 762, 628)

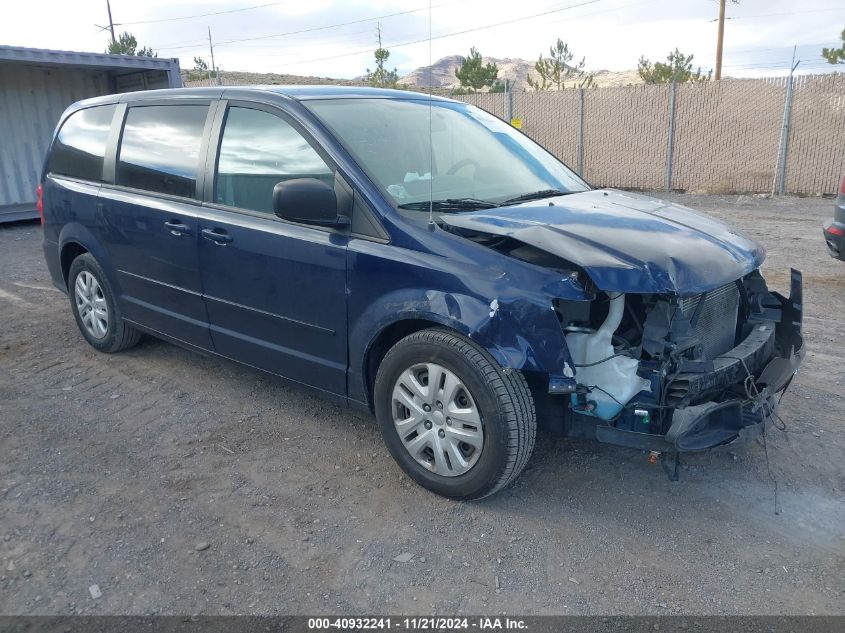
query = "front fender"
(350, 287, 573, 405)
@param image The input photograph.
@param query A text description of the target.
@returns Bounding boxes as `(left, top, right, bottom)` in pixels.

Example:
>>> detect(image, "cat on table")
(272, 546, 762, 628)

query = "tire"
(374, 327, 536, 500)
(68, 253, 142, 353)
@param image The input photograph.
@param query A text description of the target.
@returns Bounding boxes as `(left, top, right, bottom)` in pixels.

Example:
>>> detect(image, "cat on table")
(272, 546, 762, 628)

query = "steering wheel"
(446, 158, 480, 176)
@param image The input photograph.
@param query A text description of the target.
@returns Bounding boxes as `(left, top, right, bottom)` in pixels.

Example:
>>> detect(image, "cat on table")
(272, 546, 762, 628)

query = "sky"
(1, 0, 843, 79)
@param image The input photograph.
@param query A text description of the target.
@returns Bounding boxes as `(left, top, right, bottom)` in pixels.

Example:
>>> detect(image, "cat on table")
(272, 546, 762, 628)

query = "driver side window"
(215, 106, 333, 214)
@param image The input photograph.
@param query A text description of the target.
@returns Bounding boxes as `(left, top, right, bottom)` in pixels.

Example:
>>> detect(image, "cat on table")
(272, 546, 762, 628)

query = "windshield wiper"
(499, 189, 572, 205)
(397, 197, 499, 211)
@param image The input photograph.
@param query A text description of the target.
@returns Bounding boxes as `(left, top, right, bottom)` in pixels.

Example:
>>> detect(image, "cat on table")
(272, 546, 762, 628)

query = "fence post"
(775, 73, 795, 196)
(665, 81, 677, 192)
(577, 87, 585, 177)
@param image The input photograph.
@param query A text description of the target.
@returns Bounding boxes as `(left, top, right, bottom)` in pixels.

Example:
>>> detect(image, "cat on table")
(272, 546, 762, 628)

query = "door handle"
(201, 228, 233, 245)
(164, 220, 191, 236)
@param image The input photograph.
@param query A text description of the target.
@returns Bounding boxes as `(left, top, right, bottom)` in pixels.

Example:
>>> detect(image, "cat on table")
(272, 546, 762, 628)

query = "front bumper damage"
(591, 269, 804, 454)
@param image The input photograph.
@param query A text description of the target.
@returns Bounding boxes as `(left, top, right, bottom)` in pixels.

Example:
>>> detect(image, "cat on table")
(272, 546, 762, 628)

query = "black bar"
(0, 616, 842, 633)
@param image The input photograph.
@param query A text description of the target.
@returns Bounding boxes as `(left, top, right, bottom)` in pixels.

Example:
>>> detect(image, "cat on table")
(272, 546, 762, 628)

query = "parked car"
(40, 87, 804, 499)
(822, 174, 845, 261)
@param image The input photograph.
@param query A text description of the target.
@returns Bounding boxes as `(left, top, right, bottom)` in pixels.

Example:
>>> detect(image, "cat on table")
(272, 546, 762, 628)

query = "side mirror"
(272, 178, 348, 227)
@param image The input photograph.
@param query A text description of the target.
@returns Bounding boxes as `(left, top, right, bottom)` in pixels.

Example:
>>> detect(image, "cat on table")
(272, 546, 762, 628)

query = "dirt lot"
(0, 193, 843, 616)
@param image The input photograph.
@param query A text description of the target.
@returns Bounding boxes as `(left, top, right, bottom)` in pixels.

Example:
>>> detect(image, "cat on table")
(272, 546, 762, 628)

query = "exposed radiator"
(679, 282, 740, 359)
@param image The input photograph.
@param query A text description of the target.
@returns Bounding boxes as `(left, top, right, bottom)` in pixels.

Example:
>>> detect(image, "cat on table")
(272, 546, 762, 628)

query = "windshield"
(305, 98, 590, 209)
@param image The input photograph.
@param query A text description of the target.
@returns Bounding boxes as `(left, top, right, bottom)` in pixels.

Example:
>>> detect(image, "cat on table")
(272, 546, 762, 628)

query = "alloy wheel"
(74, 270, 109, 339)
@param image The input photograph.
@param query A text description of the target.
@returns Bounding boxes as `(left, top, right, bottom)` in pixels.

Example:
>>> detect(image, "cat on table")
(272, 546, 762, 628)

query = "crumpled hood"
(441, 189, 765, 295)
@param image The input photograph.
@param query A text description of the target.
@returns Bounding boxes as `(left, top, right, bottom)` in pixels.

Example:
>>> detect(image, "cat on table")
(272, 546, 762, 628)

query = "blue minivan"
(41, 86, 804, 498)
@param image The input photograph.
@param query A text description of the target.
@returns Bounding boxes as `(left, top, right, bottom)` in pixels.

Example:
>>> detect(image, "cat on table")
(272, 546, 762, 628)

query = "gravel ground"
(0, 193, 843, 616)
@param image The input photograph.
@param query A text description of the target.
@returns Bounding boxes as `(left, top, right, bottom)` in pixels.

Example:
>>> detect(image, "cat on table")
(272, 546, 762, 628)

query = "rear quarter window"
(49, 105, 116, 182)
(117, 104, 208, 199)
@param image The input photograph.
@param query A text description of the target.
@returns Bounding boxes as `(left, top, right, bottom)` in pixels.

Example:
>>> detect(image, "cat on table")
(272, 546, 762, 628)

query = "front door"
(197, 104, 348, 395)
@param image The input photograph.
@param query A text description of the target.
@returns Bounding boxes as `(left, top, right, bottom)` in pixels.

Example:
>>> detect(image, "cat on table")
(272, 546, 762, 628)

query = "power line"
(227, 0, 773, 76)
(153, 0, 469, 51)
(544, 0, 659, 24)
(152, 24, 377, 52)
(116, 1, 289, 26)
(151, 27, 384, 56)
(726, 43, 832, 55)
(151, 0, 662, 63)
(701, 58, 834, 72)
(247, 0, 602, 66)
(719, 61, 834, 70)
(707, 7, 845, 22)
(154, 0, 839, 78)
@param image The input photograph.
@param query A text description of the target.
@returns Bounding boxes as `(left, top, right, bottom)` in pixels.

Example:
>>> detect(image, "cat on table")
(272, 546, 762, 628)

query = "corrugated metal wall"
(114, 69, 172, 92)
(0, 64, 110, 208)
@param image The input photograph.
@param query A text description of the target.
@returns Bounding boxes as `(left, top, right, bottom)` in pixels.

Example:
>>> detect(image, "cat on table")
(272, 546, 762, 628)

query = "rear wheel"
(374, 328, 536, 500)
(68, 253, 142, 353)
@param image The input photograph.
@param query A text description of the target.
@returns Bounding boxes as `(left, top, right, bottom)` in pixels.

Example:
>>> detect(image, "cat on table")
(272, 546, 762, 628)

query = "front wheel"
(374, 328, 536, 500)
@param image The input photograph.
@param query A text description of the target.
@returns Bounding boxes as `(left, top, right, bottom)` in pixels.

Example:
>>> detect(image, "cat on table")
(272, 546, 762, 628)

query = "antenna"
(427, 0, 435, 229)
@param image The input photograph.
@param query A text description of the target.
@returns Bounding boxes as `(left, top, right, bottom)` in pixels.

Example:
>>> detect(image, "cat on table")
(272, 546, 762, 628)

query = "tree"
(637, 48, 710, 84)
(454, 47, 498, 93)
(822, 27, 845, 64)
(106, 31, 157, 57)
(527, 38, 592, 91)
(188, 56, 216, 82)
(365, 25, 399, 88)
(365, 46, 399, 88)
(489, 80, 506, 93)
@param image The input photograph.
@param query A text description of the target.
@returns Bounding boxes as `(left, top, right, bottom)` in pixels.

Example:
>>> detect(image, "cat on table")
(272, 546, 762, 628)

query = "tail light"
(37, 184, 44, 224)
(840, 174, 845, 196)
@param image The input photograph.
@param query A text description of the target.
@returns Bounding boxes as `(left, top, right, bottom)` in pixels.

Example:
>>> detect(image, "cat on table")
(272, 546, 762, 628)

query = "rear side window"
(118, 105, 208, 198)
(49, 105, 116, 182)
(215, 106, 332, 213)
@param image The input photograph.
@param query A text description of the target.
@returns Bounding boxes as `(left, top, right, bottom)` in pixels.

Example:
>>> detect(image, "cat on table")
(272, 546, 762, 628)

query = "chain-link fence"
(457, 74, 845, 195)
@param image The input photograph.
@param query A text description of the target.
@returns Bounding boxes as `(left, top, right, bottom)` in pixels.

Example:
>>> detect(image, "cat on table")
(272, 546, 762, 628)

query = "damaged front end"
(438, 191, 804, 457)
(555, 269, 804, 454)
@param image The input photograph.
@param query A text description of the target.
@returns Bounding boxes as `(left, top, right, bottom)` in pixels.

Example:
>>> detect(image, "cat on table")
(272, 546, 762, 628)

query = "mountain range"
(185, 55, 642, 91)
(398, 55, 641, 90)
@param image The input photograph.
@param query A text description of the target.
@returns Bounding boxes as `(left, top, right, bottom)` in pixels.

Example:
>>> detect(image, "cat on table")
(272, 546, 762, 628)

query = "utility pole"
(208, 27, 219, 85)
(376, 22, 385, 87)
(106, 0, 116, 46)
(715, 0, 726, 80)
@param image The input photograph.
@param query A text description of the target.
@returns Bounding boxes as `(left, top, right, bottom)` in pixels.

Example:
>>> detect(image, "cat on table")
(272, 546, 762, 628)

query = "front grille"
(679, 282, 740, 359)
